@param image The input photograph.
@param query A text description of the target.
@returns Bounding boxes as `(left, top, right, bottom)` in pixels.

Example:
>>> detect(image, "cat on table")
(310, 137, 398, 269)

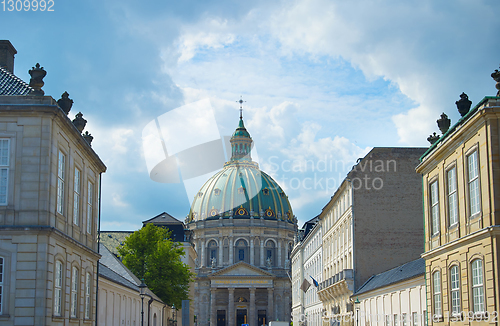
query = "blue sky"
(2, 0, 499, 230)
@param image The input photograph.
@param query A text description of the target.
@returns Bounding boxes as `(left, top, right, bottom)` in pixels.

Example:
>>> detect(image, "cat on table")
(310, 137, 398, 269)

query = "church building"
(186, 109, 297, 326)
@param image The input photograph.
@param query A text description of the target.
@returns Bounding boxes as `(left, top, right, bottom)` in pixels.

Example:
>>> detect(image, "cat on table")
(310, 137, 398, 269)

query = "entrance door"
(236, 309, 247, 326)
(217, 310, 226, 326)
(258, 310, 267, 326)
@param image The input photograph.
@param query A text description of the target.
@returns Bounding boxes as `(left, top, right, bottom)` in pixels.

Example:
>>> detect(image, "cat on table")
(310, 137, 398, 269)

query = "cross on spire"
(236, 95, 246, 119)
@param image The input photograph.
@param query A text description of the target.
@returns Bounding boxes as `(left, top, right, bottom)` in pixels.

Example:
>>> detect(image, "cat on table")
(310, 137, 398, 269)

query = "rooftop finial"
(236, 95, 246, 119)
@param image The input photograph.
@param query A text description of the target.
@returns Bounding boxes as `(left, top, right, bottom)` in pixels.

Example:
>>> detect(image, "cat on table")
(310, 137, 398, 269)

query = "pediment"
(210, 261, 274, 278)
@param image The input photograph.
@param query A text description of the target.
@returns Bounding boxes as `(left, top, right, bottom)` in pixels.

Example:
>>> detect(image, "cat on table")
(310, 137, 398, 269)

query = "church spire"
(230, 96, 252, 163)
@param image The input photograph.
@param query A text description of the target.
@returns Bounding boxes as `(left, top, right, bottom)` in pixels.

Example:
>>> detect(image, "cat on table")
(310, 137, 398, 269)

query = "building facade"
(317, 147, 426, 325)
(186, 113, 297, 326)
(291, 217, 323, 326)
(354, 258, 426, 326)
(0, 40, 107, 325)
(416, 72, 500, 323)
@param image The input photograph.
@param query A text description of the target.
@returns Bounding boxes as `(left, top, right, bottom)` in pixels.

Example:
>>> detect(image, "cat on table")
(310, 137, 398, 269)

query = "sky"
(2, 0, 499, 230)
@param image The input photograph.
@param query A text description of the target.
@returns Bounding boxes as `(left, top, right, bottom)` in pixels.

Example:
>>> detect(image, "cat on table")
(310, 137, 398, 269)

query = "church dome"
(187, 113, 293, 223)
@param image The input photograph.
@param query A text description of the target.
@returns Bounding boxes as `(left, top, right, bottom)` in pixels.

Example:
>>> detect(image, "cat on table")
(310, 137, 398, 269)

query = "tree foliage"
(118, 223, 194, 307)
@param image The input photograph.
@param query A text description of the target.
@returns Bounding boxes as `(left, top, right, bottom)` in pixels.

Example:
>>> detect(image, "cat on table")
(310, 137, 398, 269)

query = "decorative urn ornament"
(72, 112, 87, 133)
(427, 132, 440, 145)
(83, 131, 93, 145)
(492, 66, 500, 97)
(455, 92, 472, 117)
(28, 63, 46, 96)
(437, 112, 451, 134)
(57, 91, 74, 114)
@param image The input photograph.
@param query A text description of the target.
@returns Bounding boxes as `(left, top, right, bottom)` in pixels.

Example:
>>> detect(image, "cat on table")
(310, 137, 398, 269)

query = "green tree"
(118, 223, 194, 307)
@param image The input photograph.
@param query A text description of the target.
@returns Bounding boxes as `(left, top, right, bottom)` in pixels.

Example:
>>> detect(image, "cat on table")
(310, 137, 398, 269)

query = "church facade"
(186, 112, 297, 326)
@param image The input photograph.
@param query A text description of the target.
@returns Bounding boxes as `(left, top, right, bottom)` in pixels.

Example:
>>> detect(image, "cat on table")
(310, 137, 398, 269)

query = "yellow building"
(416, 69, 500, 324)
(0, 40, 106, 325)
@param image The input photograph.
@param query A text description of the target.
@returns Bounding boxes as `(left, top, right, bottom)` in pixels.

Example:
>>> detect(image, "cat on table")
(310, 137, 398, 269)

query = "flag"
(300, 278, 311, 292)
(310, 276, 319, 287)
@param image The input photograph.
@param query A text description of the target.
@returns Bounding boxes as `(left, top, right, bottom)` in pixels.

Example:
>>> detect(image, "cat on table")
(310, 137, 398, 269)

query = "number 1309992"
(2, 0, 54, 11)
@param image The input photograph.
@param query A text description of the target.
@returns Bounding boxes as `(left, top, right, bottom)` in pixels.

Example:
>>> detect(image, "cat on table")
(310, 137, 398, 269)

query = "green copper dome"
(187, 115, 293, 223)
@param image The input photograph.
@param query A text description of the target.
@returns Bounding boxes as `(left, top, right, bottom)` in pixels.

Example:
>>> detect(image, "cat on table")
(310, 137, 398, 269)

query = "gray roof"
(142, 212, 183, 225)
(0, 66, 32, 95)
(99, 263, 138, 291)
(354, 258, 424, 296)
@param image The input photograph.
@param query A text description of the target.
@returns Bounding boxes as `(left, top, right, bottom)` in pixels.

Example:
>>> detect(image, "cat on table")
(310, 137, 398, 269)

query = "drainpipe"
(148, 295, 154, 326)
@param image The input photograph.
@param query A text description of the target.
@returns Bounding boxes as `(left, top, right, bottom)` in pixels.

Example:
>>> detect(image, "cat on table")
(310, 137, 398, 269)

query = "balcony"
(318, 269, 353, 291)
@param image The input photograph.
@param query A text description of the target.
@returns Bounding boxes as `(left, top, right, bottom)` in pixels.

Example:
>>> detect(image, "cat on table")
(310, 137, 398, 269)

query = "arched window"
(432, 271, 442, 317)
(236, 239, 248, 263)
(54, 260, 63, 316)
(449, 265, 460, 315)
(71, 266, 79, 317)
(471, 259, 484, 312)
(85, 272, 91, 319)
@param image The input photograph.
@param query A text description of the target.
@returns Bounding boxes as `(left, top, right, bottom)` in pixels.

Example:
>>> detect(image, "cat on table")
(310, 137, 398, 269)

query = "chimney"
(0, 40, 17, 74)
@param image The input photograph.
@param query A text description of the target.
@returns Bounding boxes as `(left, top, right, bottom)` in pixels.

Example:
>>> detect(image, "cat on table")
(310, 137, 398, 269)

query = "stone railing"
(318, 269, 353, 291)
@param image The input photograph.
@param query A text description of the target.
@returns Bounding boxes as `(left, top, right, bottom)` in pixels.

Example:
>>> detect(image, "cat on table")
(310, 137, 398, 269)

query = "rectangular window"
(412, 312, 418, 326)
(430, 181, 440, 235)
(450, 266, 460, 314)
(393, 314, 398, 326)
(447, 167, 458, 227)
(71, 266, 78, 317)
(468, 151, 480, 216)
(472, 259, 484, 313)
(54, 260, 63, 316)
(386, 315, 391, 326)
(73, 168, 81, 225)
(85, 272, 91, 319)
(0, 256, 3, 314)
(0, 139, 10, 205)
(57, 151, 65, 214)
(87, 182, 93, 234)
(433, 272, 442, 317)
(239, 249, 244, 261)
(402, 313, 407, 326)
(422, 311, 427, 326)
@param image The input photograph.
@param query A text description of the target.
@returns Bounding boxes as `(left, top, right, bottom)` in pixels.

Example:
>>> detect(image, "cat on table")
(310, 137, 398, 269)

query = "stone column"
(201, 240, 206, 267)
(218, 239, 223, 267)
(210, 288, 216, 326)
(260, 240, 265, 267)
(277, 241, 282, 267)
(249, 288, 256, 326)
(228, 288, 235, 326)
(267, 288, 273, 322)
(250, 239, 254, 265)
(229, 237, 234, 265)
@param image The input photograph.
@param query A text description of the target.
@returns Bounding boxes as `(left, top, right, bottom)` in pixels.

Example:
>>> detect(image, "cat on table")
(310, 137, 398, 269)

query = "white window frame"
(73, 168, 81, 225)
(430, 181, 440, 236)
(393, 314, 398, 326)
(0, 256, 4, 314)
(0, 139, 10, 206)
(71, 266, 78, 318)
(54, 260, 63, 316)
(85, 272, 91, 319)
(87, 181, 93, 234)
(447, 167, 458, 227)
(402, 313, 407, 326)
(412, 312, 418, 326)
(386, 315, 391, 326)
(471, 259, 484, 313)
(450, 265, 460, 314)
(57, 151, 66, 215)
(467, 151, 480, 217)
(433, 271, 442, 318)
(422, 311, 427, 326)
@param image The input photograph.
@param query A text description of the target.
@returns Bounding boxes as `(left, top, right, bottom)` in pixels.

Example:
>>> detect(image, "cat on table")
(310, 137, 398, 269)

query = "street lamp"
(172, 304, 177, 326)
(139, 279, 147, 326)
(354, 297, 360, 326)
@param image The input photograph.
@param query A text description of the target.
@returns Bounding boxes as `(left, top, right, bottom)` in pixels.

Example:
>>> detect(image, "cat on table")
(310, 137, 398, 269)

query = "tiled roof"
(99, 231, 132, 256)
(99, 263, 138, 291)
(0, 66, 32, 95)
(354, 258, 424, 296)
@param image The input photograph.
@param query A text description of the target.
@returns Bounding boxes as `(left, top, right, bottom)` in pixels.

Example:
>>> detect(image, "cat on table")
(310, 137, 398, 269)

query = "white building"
(353, 258, 426, 326)
(291, 216, 323, 326)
